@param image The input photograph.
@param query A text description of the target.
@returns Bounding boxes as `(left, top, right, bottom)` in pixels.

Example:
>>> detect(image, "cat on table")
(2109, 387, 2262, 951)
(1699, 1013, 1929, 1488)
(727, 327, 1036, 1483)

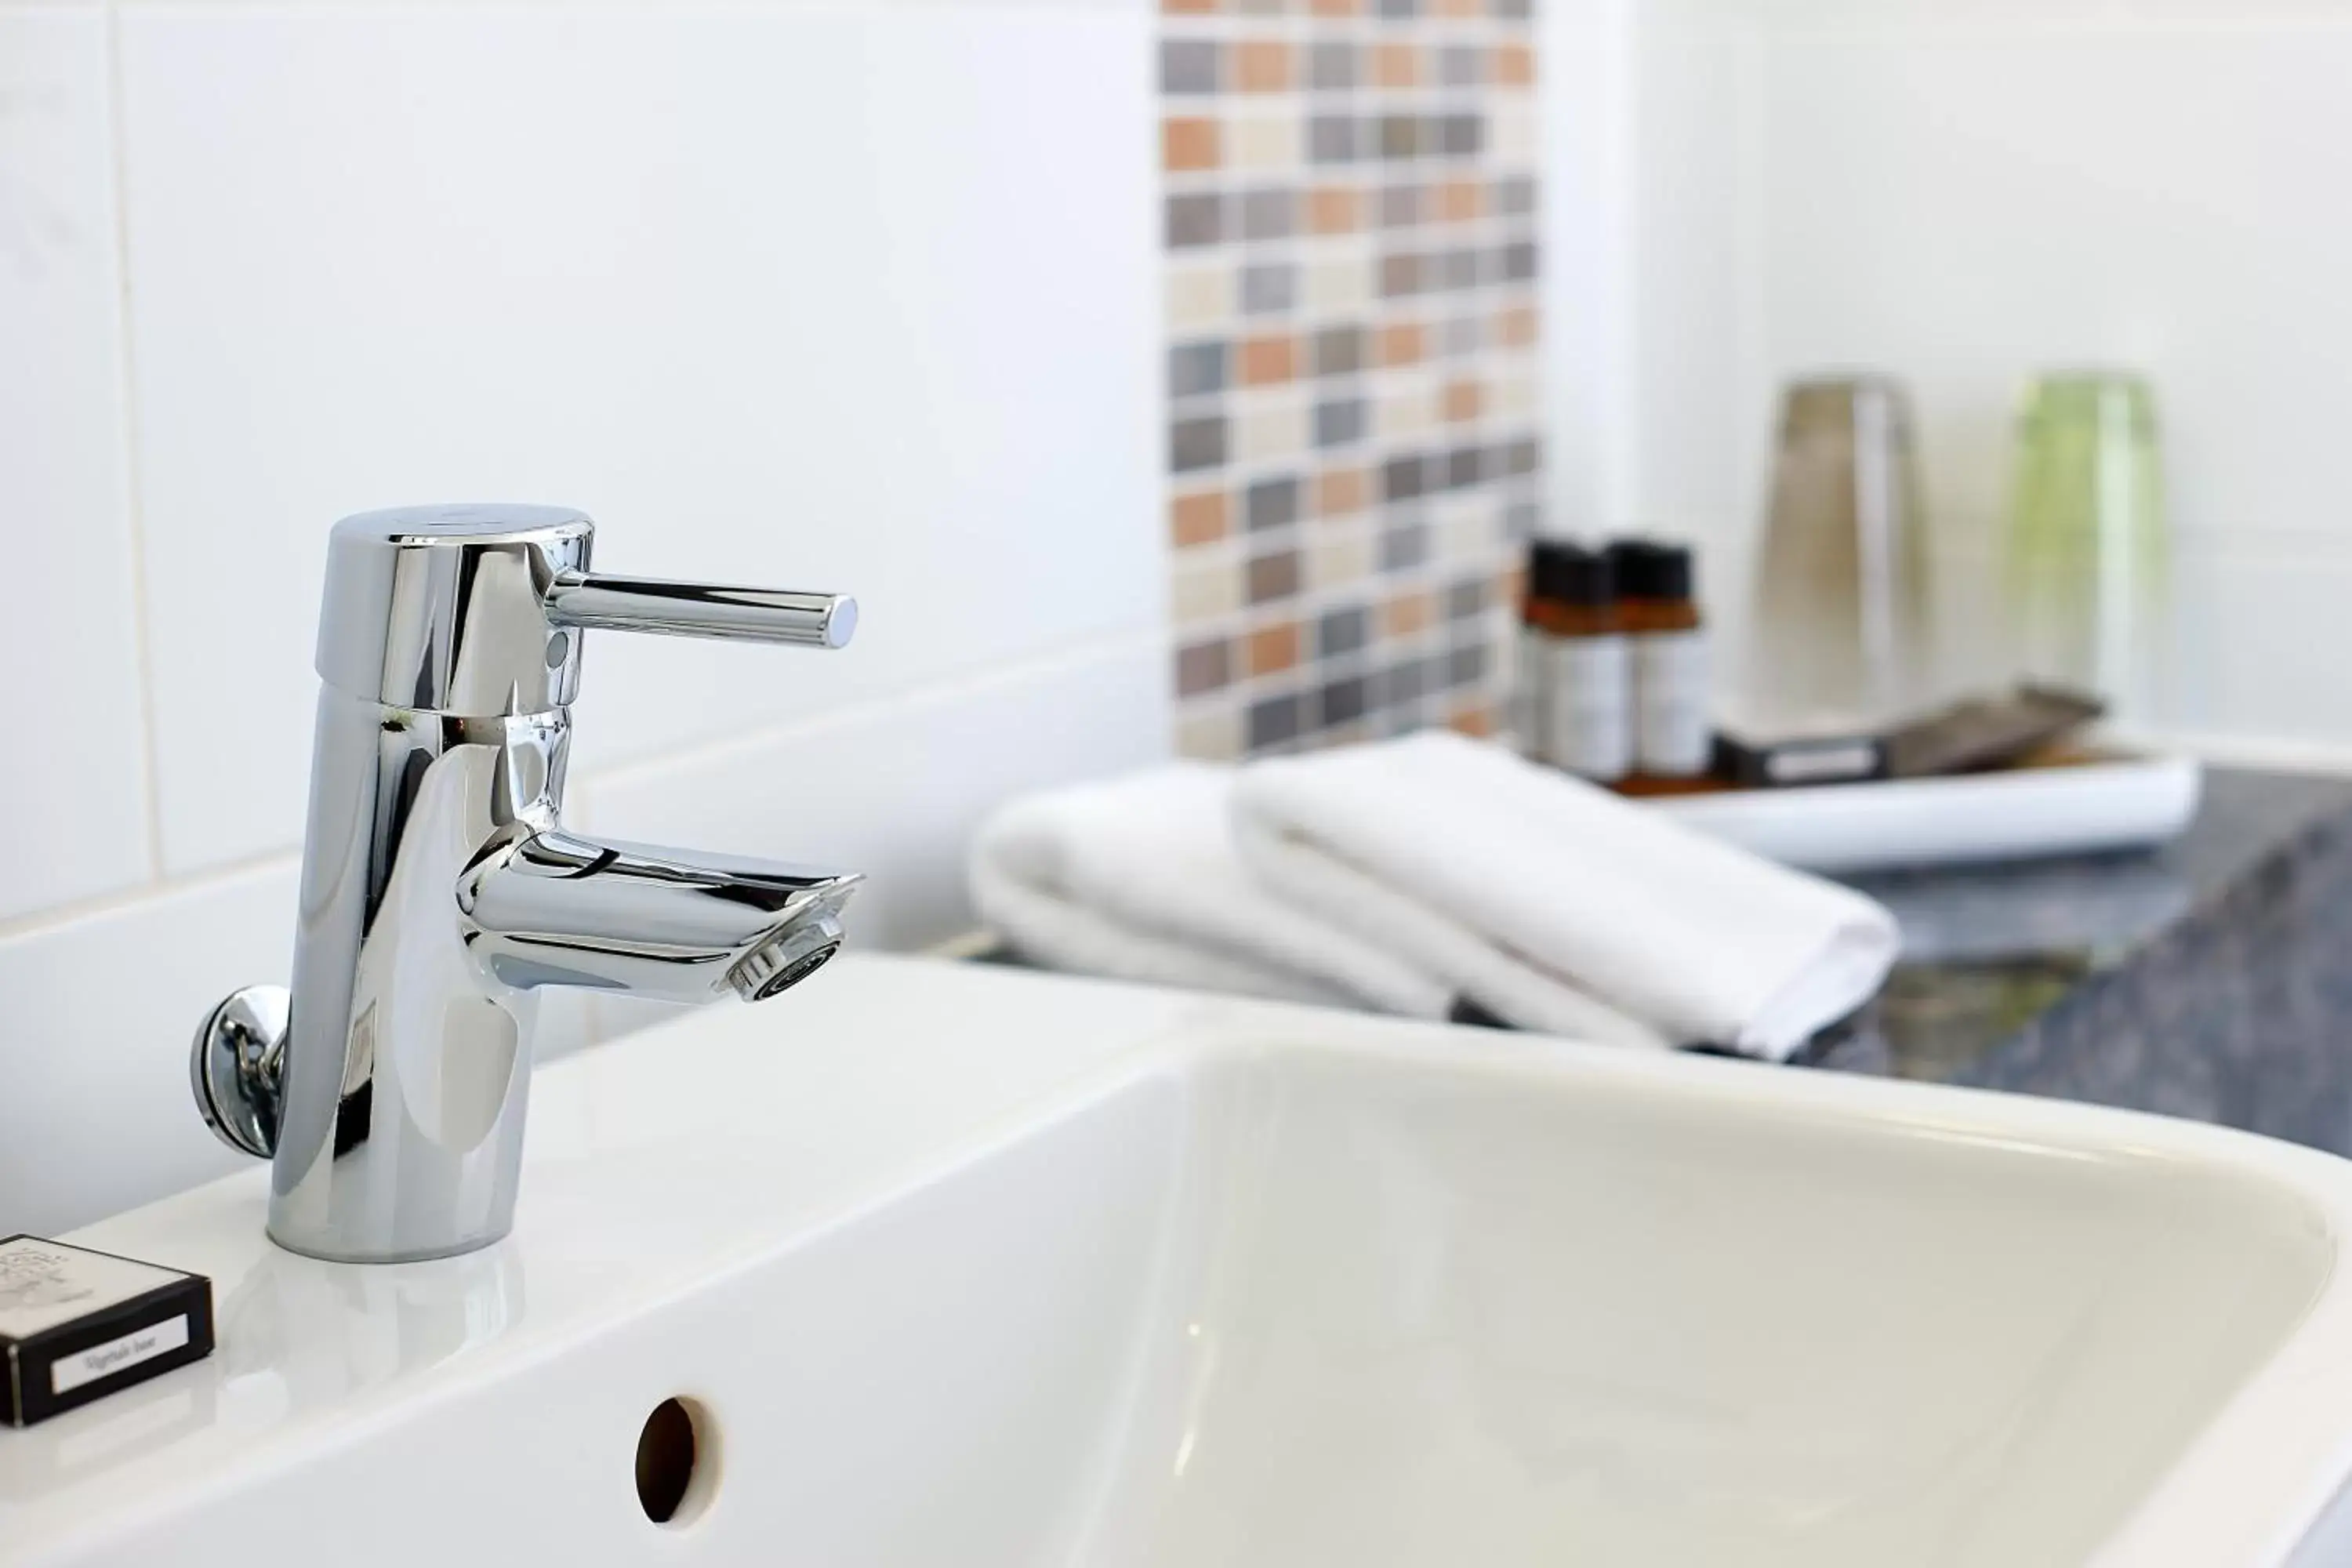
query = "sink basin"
(10, 956, 2352, 1566)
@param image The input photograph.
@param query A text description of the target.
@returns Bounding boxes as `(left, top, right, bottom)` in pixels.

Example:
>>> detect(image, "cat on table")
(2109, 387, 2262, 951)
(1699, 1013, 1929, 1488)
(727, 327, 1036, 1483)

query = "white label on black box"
(1766, 741, 1881, 784)
(52, 1314, 189, 1395)
(1543, 635, 1631, 780)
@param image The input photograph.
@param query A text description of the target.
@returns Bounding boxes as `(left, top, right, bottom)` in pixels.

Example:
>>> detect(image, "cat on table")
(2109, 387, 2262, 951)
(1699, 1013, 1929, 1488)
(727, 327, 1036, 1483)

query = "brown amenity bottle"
(1612, 539, 1711, 778)
(1513, 541, 1571, 760)
(1539, 544, 1632, 782)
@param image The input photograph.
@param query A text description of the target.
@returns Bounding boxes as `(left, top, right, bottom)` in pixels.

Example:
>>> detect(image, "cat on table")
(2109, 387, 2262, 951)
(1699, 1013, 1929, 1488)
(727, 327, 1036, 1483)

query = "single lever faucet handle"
(548, 572, 856, 649)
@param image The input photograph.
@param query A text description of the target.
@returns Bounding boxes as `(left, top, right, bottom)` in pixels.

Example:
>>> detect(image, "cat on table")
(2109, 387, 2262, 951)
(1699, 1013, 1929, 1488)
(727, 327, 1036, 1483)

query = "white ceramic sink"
(10, 955, 2352, 1566)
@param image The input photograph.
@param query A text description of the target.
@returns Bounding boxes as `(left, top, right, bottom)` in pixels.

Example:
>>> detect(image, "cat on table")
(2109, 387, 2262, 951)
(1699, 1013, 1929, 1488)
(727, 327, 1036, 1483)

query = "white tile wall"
(1543, 0, 2352, 753)
(114, 0, 1162, 872)
(0, 0, 1167, 1236)
(0, 10, 155, 920)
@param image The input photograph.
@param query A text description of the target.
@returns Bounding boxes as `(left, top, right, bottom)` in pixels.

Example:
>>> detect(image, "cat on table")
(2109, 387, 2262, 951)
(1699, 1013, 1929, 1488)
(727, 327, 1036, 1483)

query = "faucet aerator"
(729, 910, 848, 1003)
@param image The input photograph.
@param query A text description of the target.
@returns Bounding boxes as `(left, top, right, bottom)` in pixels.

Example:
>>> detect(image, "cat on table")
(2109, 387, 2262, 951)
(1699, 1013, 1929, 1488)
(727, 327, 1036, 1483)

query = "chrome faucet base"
(191, 506, 860, 1265)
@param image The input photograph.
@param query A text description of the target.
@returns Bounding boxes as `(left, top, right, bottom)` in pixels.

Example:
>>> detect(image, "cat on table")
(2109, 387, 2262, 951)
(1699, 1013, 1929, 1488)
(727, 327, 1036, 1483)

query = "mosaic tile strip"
(1160, 0, 1542, 758)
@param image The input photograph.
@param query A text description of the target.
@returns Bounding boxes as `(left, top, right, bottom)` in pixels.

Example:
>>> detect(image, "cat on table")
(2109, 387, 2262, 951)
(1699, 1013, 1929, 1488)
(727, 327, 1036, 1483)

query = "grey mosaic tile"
(1166, 193, 1225, 249)
(1447, 641, 1488, 688)
(1314, 397, 1369, 447)
(1162, 38, 1221, 95)
(1503, 499, 1540, 539)
(1494, 174, 1537, 216)
(1246, 476, 1303, 531)
(1378, 183, 1422, 227)
(1439, 114, 1483, 158)
(1247, 549, 1302, 602)
(1311, 325, 1367, 377)
(1308, 115, 1360, 164)
(1176, 638, 1232, 697)
(1446, 577, 1488, 621)
(1381, 452, 1429, 502)
(1170, 341, 1228, 399)
(1171, 413, 1229, 473)
(1248, 691, 1307, 750)
(1240, 188, 1297, 241)
(1319, 673, 1371, 728)
(1308, 42, 1359, 91)
(1438, 45, 1483, 88)
(1241, 260, 1298, 314)
(1319, 604, 1370, 658)
(1500, 238, 1539, 281)
(1380, 517, 1430, 572)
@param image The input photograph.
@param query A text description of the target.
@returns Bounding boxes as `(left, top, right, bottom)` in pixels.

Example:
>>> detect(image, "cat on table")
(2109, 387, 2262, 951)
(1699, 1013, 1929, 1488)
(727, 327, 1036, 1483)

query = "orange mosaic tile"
(1238, 333, 1300, 387)
(1448, 700, 1497, 739)
(1233, 40, 1292, 93)
(1436, 178, 1483, 223)
(1308, 0, 1361, 15)
(1316, 466, 1370, 517)
(1492, 42, 1536, 87)
(1377, 321, 1429, 368)
(1171, 489, 1230, 549)
(1442, 379, 1484, 422)
(1306, 185, 1365, 234)
(1163, 0, 1219, 13)
(1494, 303, 1540, 347)
(1371, 43, 1419, 89)
(1247, 621, 1304, 676)
(1163, 117, 1221, 173)
(1383, 589, 1438, 637)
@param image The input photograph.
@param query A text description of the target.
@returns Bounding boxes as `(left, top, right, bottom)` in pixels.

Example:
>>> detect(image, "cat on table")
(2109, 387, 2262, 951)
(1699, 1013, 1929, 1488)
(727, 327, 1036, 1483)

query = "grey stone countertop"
(1806, 766, 2352, 1156)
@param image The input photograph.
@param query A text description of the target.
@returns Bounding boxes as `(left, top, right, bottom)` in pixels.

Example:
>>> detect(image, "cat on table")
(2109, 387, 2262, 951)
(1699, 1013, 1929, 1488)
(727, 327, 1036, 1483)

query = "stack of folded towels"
(969, 730, 1900, 1060)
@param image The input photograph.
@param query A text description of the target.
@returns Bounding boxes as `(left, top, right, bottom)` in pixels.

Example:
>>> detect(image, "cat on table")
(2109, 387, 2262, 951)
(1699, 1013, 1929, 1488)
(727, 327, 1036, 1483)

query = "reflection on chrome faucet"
(191, 506, 861, 1265)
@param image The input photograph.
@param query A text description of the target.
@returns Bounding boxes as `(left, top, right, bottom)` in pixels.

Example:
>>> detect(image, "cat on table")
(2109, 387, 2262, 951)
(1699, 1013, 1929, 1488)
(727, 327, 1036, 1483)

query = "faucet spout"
(459, 829, 860, 1004)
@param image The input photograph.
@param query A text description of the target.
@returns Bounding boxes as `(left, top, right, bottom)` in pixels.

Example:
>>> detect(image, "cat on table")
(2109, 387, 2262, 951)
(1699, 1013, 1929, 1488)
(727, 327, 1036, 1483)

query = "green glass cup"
(2004, 372, 2165, 710)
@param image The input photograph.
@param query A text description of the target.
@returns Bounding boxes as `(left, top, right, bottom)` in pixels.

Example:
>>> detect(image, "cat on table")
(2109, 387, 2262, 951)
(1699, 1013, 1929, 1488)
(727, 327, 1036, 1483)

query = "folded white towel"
(1230, 731, 1900, 1059)
(968, 762, 1453, 1018)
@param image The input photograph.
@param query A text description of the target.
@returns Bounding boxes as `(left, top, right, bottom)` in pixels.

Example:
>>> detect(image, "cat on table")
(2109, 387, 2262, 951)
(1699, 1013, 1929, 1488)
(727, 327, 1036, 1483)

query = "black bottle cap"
(1552, 543, 1617, 607)
(1526, 539, 1577, 602)
(1609, 538, 1694, 601)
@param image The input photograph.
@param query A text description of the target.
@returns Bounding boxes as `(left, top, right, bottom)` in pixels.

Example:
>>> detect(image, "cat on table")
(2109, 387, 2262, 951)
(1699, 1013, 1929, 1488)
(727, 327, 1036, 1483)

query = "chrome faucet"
(191, 505, 861, 1263)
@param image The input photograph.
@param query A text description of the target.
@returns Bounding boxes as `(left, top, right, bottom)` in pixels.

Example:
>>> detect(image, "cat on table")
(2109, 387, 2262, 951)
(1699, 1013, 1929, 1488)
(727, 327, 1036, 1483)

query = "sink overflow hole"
(635, 1397, 709, 1526)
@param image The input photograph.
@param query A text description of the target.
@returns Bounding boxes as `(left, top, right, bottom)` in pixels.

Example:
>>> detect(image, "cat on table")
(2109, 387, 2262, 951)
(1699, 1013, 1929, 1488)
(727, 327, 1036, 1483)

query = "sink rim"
(13, 954, 2352, 1568)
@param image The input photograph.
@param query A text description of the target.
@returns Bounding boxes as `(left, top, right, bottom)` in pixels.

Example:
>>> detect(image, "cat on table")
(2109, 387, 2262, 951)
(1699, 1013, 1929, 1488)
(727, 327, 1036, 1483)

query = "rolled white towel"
(968, 762, 1452, 1018)
(1230, 730, 1900, 1059)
